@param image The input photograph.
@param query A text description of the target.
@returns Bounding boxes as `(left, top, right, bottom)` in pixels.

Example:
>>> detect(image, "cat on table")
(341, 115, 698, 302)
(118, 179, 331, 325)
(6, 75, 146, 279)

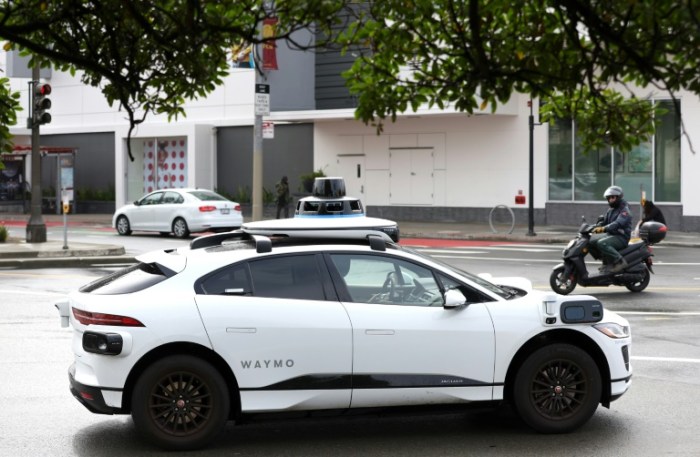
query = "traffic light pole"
(26, 64, 47, 243)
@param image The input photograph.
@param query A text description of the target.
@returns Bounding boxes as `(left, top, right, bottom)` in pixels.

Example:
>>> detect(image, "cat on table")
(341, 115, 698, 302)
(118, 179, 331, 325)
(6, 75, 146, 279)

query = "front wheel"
(131, 355, 230, 451)
(625, 267, 651, 292)
(512, 344, 602, 433)
(550, 266, 577, 295)
(116, 215, 131, 236)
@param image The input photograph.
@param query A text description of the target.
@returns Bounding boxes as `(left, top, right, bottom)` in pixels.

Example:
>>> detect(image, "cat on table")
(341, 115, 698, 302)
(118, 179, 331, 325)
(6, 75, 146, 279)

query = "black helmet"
(604, 186, 623, 207)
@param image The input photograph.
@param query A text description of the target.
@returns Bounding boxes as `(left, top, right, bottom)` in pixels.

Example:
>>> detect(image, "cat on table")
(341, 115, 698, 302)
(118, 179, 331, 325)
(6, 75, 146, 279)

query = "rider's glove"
(592, 226, 605, 234)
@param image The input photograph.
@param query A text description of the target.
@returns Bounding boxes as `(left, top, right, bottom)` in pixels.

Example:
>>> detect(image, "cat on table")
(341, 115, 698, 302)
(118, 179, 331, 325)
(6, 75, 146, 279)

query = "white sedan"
(112, 188, 243, 238)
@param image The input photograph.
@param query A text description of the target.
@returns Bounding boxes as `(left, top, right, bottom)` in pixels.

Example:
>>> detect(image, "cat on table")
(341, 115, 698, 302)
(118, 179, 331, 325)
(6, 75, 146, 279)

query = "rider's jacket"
(603, 199, 633, 242)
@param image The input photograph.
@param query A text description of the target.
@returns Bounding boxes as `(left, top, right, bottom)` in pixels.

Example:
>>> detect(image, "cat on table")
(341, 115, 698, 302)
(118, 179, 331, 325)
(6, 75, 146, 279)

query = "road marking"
(0, 271, 97, 279)
(431, 254, 559, 263)
(632, 356, 700, 364)
(615, 310, 700, 315)
(0, 288, 65, 297)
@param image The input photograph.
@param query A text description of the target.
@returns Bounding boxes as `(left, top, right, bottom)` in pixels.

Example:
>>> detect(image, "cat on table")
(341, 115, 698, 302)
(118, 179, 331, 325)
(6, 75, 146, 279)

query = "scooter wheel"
(625, 268, 651, 292)
(550, 266, 577, 295)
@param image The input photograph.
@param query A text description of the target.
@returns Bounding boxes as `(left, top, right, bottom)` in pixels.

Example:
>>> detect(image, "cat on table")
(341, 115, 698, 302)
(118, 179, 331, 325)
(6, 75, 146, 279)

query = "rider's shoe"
(608, 258, 628, 274)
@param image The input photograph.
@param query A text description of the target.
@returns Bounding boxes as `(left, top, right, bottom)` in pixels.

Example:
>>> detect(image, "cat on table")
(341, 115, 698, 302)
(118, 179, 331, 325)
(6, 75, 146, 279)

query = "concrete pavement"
(1, 213, 698, 268)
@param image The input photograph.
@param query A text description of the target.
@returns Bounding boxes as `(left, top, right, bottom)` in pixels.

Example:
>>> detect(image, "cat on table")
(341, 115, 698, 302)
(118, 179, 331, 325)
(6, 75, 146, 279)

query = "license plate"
(220, 208, 230, 215)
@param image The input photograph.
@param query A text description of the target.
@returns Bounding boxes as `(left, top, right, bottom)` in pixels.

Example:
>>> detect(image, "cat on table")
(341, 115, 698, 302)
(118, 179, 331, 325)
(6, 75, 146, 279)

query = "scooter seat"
(619, 240, 645, 256)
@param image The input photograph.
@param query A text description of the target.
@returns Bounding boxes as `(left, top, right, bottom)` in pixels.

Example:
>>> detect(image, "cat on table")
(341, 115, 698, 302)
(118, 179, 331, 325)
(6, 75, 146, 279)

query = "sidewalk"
(1, 213, 698, 268)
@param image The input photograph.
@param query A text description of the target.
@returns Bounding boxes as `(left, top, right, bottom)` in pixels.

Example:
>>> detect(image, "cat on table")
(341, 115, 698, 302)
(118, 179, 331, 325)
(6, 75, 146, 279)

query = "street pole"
(252, 46, 265, 221)
(26, 63, 47, 243)
(526, 99, 538, 237)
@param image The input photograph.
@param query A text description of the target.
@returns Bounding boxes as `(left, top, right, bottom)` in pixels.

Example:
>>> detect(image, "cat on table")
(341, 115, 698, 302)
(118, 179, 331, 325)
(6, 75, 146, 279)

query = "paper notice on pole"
(262, 121, 274, 139)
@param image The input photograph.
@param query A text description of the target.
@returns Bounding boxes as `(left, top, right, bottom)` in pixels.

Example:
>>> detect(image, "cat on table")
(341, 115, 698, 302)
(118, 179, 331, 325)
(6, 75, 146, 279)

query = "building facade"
(2, 38, 698, 230)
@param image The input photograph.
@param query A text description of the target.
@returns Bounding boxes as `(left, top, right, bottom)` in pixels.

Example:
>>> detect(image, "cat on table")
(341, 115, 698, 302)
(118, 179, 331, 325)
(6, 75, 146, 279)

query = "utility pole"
(26, 63, 47, 242)
(252, 46, 268, 222)
(526, 99, 541, 237)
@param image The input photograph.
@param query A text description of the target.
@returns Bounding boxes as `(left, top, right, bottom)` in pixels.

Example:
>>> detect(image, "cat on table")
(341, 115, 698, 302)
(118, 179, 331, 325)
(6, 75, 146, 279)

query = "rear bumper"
(68, 363, 121, 415)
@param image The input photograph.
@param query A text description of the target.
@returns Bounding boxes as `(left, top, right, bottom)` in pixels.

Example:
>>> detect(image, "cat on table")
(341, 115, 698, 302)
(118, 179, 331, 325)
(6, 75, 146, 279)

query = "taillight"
(234, 204, 241, 211)
(72, 308, 145, 327)
(199, 205, 216, 212)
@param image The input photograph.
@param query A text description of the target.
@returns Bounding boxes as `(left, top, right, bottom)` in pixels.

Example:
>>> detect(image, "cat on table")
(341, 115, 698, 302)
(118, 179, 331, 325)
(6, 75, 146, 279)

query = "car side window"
(141, 192, 163, 206)
(249, 255, 326, 301)
(162, 191, 181, 204)
(438, 273, 491, 303)
(329, 254, 443, 307)
(199, 264, 251, 295)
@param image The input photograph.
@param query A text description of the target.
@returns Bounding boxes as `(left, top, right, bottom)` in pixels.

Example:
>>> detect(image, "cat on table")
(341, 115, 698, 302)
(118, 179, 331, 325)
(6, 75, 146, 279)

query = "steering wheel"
(405, 278, 426, 302)
(381, 271, 398, 301)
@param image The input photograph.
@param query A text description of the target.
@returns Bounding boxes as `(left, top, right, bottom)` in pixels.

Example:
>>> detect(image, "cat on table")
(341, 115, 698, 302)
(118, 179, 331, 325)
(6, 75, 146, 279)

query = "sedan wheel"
(172, 217, 190, 238)
(116, 215, 132, 236)
(512, 344, 601, 433)
(131, 355, 230, 451)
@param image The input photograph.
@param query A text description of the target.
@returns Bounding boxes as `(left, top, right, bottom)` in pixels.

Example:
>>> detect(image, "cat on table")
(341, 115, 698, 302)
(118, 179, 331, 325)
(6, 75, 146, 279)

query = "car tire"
(131, 355, 230, 451)
(625, 268, 650, 292)
(549, 266, 577, 295)
(512, 343, 601, 434)
(172, 217, 190, 238)
(116, 215, 132, 236)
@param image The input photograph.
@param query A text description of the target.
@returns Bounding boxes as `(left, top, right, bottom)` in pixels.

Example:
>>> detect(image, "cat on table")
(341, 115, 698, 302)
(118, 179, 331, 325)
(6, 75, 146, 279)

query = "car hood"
(477, 273, 533, 293)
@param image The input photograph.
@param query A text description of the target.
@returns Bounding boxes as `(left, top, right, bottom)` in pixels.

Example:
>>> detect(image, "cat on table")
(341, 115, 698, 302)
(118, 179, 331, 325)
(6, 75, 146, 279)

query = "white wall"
(314, 94, 549, 210)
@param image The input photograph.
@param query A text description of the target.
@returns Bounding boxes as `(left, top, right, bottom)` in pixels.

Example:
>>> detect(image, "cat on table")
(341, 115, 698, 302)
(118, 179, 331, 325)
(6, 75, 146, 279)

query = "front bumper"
(68, 363, 121, 415)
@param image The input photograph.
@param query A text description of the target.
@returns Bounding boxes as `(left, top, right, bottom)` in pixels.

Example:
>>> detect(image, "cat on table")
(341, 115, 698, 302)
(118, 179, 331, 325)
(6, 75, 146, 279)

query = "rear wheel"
(172, 217, 190, 238)
(550, 266, 577, 295)
(625, 268, 651, 292)
(116, 215, 131, 236)
(512, 344, 601, 433)
(131, 355, 230, 451)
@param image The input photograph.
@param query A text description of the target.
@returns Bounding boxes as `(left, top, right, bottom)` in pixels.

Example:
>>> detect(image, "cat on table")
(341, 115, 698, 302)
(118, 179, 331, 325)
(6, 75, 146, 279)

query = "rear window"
(79, 263, 171, 295)
(188, 190, 228, 201)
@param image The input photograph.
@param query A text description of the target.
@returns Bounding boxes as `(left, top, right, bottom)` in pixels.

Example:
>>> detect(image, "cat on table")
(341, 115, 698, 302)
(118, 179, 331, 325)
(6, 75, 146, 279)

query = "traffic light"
(33, 82, 51, 126)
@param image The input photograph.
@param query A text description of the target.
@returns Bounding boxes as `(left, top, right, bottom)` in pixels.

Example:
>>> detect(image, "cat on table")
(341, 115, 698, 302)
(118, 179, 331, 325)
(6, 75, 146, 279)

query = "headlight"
(594, 322, 630, 339)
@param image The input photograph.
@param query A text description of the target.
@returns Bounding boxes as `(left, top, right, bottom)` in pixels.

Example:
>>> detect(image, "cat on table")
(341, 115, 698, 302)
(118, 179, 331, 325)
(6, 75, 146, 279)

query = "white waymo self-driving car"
(55, 218, 632, 450)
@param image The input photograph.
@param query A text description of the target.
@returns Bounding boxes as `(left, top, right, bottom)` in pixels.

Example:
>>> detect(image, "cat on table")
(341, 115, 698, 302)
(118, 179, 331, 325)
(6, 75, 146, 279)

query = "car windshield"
(188, 190, 228, 201)
(401, 246, 512, 299)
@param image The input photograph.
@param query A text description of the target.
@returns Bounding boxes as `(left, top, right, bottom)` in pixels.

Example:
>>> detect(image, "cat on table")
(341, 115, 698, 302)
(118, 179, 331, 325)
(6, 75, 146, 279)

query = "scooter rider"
(590, 186, 633, 274)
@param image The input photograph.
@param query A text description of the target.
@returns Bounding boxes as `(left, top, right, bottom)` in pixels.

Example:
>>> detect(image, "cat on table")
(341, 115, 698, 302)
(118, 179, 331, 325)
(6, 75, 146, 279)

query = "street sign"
(255, 84, 270, 116)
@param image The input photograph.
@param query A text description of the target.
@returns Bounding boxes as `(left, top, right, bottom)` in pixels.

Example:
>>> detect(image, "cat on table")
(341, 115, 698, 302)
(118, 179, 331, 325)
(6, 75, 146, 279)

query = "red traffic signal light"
(33, 82, 52, 126)
(36, 83, 51, 96)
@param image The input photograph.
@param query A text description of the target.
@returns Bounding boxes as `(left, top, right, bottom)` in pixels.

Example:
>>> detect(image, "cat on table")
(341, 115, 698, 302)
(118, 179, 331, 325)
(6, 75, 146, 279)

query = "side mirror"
(596, 215, 604, 223)
(133, 200, 141, 206)
(444, 289, 467, 309)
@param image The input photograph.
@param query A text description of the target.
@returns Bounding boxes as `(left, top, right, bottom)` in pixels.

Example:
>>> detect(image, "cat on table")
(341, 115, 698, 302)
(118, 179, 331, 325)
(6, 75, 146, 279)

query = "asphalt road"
(1, 237, 700, 456)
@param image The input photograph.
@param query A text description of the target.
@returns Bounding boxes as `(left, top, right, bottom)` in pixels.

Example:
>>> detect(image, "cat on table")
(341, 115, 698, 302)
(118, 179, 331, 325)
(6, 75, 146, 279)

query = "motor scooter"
(550, 219, 667, 295)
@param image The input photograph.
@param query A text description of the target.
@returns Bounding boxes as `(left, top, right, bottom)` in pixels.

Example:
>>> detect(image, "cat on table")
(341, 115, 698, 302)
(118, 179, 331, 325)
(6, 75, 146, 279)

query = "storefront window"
(573, 140, 610, 201)
(548, 117, 573, 200)
(548, 99, 681, 203)
(654, 100, 681, 202)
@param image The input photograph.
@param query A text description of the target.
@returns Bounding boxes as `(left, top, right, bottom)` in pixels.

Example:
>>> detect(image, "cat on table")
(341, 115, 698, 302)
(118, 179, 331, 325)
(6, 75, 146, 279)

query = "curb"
(0, 255, 137, 269)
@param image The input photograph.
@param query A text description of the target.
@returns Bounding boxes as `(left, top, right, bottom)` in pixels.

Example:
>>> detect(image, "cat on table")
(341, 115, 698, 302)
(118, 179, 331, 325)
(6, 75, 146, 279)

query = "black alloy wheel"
(131, 355, 230, 450)
(513, 344, 601, 433)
